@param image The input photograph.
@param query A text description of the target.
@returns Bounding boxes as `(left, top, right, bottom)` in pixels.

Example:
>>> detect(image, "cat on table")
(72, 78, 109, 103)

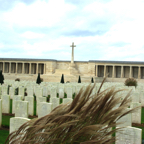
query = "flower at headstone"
(60, 74, 64, 84)
(78, 75, 81, 83)
(0, 70, 4, 85)
(36, 73, 41, 84)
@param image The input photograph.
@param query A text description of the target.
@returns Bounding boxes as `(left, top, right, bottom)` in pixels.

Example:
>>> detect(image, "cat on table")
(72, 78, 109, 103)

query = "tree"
(78, 75, 81, 83)
(60, 74, 64, 84)
(5, 76, 140, 144)
(0, 70, 4, 85)
(91, 77, 94, 83)
(36, 73, 41, 84)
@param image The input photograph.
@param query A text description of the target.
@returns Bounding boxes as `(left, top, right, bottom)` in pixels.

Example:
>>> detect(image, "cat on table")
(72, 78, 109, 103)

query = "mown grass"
(0, 94, 144, 143)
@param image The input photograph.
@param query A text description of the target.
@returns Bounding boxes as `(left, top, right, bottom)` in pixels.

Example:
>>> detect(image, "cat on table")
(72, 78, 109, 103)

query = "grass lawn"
(0, 95, 144, 143)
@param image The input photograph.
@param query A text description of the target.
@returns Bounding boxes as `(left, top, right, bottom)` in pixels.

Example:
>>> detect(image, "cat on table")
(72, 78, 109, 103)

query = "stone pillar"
(95, 65, 98, 77)
(29, 63, 31, 74)
(44, 63, 46, 74)
(104, 65, 106, 77)
(3, 62, 5, 73)
(121, 65, 123, 78)
(112, 65, 115, 78)
(22, 63, 24, 74)
(129, 66, 132, 78)
(70, 42, 76, 64)
(15, 63, 18, 74)
(36, 63, 38, 74)
(9, 62, 11, 73)
(138, 66, 141, 79)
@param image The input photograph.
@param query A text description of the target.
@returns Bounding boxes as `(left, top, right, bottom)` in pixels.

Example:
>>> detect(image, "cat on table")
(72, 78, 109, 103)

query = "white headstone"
(116, 126, 142, 144)
(12, 95, 23, 114)
(15, 101, 29, 118)
(27, 87, 33, 96)
(140, 91, 144, 107)
(18, 87, 25, 99)
(66, 87, 72, 98)
(50, 98, 59, 110)
(130, 102, 141, 124)
(43, 86, 48, 97)
(38, 102, 52, 118)
(36, 97, 46, 115)
(132, 92, 139, 102)
(9, 87, 15, 99)
(25, 96, 34, 116)
(2, 95, 10, 113)
(59, 88, 64, 98)
(50, 88, 57, 98)
(35, 87, 43, 97)
(63, 98, 73, 105)
(2, 86, 7, 95)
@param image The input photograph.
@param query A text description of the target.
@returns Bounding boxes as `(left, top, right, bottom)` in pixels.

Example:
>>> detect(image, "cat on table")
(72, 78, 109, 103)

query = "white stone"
(132, 92, 139, 102)
(130, 102, 141, 124)
(2, 95, 10, 113)
(0, 100, 2, 127)
(66, 87, 72, 98)
(116, 108, 132, 127)
(10, 117, 30, 134)
(25, 96, 34, 116)
(35, 87, 43, 97)
(27, 87, 33, 96)
(63, 98, 73, 105)
(50, 88, 57, 98)
(50, 98, 59, 110)
(59, 88, 64, 98)
(9, 87, 15, 99)
(38, 102, 52, 118)
(15, 101, 29, 118)
(18, 87, 25, 99)
(12, 95, 23, 114)
(2, 86, 7, 95)
(116, 126, 142, 144)
(43, 86, 48, 97)
(36, 97, 46, 115)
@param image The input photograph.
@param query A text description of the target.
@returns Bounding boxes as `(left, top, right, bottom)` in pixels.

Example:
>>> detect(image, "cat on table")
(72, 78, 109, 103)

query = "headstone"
(2, 95, 10, 113)
(18, 87, 25, 99)
(59, 88, 64, 98)
(2, 86, 7, 95)
(66, 87, 72, 98)
(50, 98, 59, 110)
(63, 98, 73, 105)
(12, 95, 23, 114)
(9, 87, 15, 99)
(36, 97, 46, 115)
(38, 102, 52, 118)
(116, 108, 132, 127)
(50, 88, 57, 98)
(0, 100, 2, 127)
(27, 87, 33, 96)
(35, 87, 43, 97)
(43, 86, 48, 97)
(130, 102, 141, 124)
(116, 126, 142, 144)
(140, 91, 144, 107)
(25, 96, 34, 116)
(15, 101, 29, 118)
(132, 92, 139, 102)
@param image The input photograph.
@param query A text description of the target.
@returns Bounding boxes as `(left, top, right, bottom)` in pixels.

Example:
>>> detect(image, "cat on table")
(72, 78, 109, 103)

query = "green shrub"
(124, 78, 138, 88)
(15, 78, 20, 81)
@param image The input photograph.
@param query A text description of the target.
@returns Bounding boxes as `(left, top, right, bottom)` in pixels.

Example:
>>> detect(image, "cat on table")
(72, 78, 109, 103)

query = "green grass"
(0, 95, 143, 143)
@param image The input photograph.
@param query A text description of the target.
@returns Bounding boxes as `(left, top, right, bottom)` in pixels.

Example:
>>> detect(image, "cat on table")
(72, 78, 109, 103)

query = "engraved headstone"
(25, 96, 34, 116)
(50, 88, 57, 98)
(50, 98, 59, 110)
(59, 88, 64, 98)
(2, 95, 10, 113)
(9, 87, 15, 99)
(18, 87, 25, 99)
(15, 101, 29, 118)
(66, 87, 72, 98)
(38, 102, 52, 118)
(36, 97, 46, 115)
(43, 86, 48, 97)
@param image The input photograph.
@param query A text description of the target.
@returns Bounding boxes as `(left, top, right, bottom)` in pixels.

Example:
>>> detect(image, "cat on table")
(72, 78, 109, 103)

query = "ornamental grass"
(5, 76, 140, 144)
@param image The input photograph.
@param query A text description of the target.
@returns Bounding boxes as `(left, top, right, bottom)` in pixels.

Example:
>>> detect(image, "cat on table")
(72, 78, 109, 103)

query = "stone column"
(121, 65, 123, 78)
(104, 65, 106, 77)
(22, 63, 24, 74)
(44, 63, 46, 74)
(138, 66, 141, 79)
(36, 63, 38, 74)
(29, 63, 31, 74)
(112, 65, 115, 78)
(15, 63, 18, 74)
(3, 62, 5, 73)
(9, 62, 11, 73)
(129, 66, 132, 78)
(70, 42, 76, 64)
(95, 65, 98, 77)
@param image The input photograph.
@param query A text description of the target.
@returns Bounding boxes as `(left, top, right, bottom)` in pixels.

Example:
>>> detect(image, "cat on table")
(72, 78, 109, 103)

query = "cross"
(70, 42, 76, 63)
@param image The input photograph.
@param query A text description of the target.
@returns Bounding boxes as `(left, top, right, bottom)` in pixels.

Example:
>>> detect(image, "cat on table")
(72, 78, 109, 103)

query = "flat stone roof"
(0, 58, 144, 64)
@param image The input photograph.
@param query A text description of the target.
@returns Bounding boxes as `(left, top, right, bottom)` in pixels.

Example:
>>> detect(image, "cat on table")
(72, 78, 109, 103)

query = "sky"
(0, 0, 144, 62)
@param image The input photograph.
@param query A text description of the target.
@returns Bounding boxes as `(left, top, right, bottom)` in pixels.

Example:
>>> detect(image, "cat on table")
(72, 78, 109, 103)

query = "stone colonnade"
(0, 62, 46, 74)
(95, 65, 144, 79)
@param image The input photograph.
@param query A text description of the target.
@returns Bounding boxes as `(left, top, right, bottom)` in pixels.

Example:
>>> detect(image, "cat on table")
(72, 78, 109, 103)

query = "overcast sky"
(0, 0, 144, 62)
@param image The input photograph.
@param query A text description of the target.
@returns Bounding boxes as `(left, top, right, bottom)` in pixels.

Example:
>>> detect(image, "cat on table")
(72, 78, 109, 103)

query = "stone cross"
(70, 42, 76, 63)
